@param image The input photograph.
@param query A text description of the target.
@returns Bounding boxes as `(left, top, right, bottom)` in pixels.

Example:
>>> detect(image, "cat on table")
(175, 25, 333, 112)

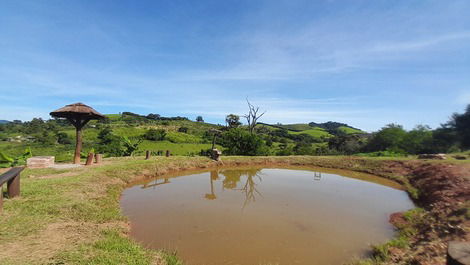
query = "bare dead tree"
(243, 99, 266, 134)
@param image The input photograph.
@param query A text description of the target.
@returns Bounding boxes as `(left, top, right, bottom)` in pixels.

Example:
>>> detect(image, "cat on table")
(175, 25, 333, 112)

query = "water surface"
(121, 167, 414, 265)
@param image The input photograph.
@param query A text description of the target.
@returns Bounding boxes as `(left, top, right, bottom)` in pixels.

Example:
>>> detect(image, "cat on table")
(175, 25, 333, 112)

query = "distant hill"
(259, 121, 365, 135)
(0, 120, 10, 124)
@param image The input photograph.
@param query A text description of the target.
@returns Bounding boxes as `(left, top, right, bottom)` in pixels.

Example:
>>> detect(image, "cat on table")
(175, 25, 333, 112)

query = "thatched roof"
(50, 103, 105, 119)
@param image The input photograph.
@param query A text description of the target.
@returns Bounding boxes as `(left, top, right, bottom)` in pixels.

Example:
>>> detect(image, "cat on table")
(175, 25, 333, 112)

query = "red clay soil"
(386, 161, 470, 265)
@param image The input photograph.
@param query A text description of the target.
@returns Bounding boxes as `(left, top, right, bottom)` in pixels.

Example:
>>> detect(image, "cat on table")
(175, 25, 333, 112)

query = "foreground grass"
(0, 155, 467, 264)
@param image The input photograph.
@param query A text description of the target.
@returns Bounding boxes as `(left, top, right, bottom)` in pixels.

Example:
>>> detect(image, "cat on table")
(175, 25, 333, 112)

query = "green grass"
(288, 128, 332, 138)
(137, 140, 216, 155)
(166, 131, 204, 143)
(105, 114, 123, 121)
(57, 229, 154, 265)
(276, 123, 313, 131)
(338, 126, 364, 134)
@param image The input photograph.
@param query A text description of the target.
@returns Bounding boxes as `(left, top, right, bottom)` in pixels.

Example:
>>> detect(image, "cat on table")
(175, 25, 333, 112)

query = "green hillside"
(276, 123, 313, 131)
(0, 113, 223, 162)
(288, 128, 332, 138)
(0, 113, 369, 163)
(338, 126, 364, 134)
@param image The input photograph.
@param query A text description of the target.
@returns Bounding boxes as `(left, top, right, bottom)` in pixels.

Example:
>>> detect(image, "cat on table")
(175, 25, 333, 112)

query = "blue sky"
(0, 0, 469, 131)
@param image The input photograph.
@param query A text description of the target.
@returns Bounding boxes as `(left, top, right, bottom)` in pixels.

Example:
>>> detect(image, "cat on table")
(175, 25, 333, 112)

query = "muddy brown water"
(120, 167, 414, 265)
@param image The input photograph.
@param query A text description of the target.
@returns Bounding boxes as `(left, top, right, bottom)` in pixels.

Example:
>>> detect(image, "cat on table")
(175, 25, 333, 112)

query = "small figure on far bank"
(208, 128, 222, 161)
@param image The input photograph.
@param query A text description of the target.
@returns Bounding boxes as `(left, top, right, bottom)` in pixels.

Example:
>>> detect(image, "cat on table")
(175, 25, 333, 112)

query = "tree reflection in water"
(204, 170, 219, 200)
(142, 168, 321, 207)
(219, 168, 263, 208)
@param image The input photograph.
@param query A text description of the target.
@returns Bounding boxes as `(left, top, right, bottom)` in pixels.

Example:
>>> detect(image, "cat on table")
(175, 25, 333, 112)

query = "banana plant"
(0, 148, 32, 168)
(121, 136, 143, 156)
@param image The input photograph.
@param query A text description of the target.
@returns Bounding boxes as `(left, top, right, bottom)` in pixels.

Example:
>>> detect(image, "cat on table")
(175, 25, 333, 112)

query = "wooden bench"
(0, 167, 24, 212)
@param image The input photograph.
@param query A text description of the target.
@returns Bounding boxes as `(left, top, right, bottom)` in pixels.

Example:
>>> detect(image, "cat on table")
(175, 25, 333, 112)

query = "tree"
(364, 124, 407, 153)
(36, 131, 56, 145)
(196, 116, 204, 122)
(447, 104, 470, 149)
(57, 132, 72, 145)
(400, 125, 434, 154)
(225, 114, 241, 128)
(431, 127, 458, 153)
(178, 127, 189, 133)
(328, 133, 365, 155)
(146, 113, 161, 120)
(221, 128, 268, 155)
(243, 100, 265, 134)
(143, 129, 166, 141)
(293, 142, 315, 155)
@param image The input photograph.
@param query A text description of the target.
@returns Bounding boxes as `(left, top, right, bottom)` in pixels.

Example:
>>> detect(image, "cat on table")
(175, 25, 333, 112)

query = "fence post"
(85, 153, 94, 166)
(95, 154, 103, 164)
(145, 150, 151, 160)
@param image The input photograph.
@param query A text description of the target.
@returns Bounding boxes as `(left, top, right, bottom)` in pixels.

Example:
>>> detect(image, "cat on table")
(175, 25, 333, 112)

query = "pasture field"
(288, 127, 332, 138)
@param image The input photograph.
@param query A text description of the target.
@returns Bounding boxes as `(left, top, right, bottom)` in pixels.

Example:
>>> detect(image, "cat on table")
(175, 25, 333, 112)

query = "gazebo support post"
(68, 117, 90, 164)
(74, 127, 82, 164)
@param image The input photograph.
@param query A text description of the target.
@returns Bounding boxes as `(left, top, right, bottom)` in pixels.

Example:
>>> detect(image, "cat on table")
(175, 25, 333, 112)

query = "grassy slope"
(276, 123, 313, 131)
(288, 127, 332, 138)
(3, 155, 467, 265)
(338, 126, 364, 134)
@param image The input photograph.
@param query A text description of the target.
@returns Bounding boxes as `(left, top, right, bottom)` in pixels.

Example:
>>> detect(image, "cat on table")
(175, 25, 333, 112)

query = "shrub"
(221, 128, 268, 156)
(57, 132, 72, 145)
(178, 127, 189, 133)
(143, 129, 166, 141)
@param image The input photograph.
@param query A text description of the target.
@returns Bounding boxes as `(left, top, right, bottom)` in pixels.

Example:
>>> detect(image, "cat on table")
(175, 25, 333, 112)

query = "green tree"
(431, 127, 458, 153)
(225, 114, 241, 128)
(328, 133, 365, 155)
(448, 104, 470, 149)
(221, 128, 268, 155)
(364, 124, 407, 153)
(400, 125, 434, 154)
(178, 127, 189, 133)
(293, 142, 315, 155)
(36, 131, 56, 145)
(144, 129, 166, 141)
(96, 127, 124, 157)
(196, 116, 204, 122)
(56, 132, 72, 145)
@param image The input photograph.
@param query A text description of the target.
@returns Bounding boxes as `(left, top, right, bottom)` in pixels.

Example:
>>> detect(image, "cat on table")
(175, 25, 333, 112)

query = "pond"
(120, 167, 415, 265)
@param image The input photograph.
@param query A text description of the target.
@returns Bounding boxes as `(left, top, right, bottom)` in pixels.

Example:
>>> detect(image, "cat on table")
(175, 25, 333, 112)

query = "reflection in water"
(122, 168, 415, 265)
(314, 171, 322, 181)
(142, 168, 325, 207)
(142, 178, 170, 189)
(204, 171, 219, 200)
(205, 169, 264, 207)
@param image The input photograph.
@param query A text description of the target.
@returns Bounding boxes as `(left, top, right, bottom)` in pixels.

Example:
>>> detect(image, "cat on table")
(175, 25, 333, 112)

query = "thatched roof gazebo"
(50, 103, 105, 164)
